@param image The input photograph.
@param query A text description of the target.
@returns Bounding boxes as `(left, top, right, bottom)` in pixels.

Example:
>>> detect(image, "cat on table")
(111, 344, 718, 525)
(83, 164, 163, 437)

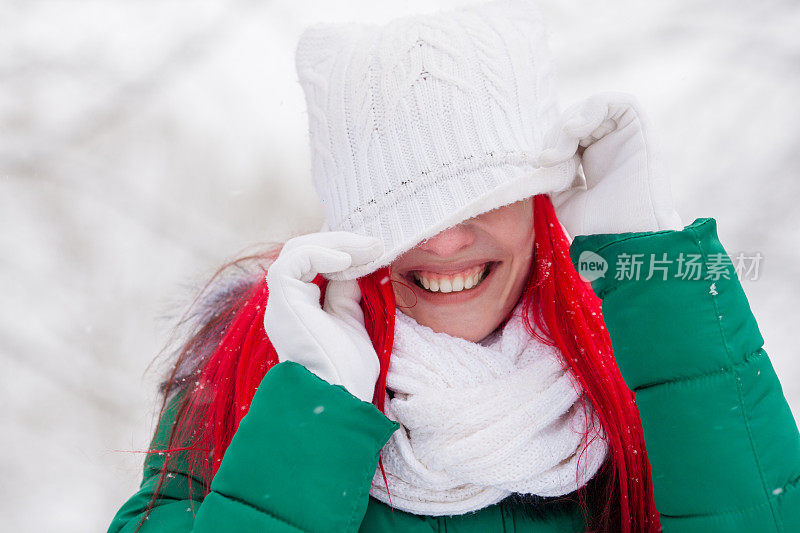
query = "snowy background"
(2, 0, 798, 531)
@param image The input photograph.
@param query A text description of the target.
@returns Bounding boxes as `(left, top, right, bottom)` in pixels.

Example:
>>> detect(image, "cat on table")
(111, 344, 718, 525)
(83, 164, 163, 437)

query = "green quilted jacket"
(108, 218, 800, 532)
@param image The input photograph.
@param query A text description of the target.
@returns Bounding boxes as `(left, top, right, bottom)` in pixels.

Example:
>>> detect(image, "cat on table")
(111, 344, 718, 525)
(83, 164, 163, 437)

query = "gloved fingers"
(281, 231, 384, 268)
(323, 279, 368, 331)
(538, 92, 642, 168)
(576, 94, 653, 158)
(538, 104, 600, 168)
(577, 117, 618, 148)
(268, 244, 352, 285)
(579, 97, 656, 192)
(327, 231, 384, 267)
(269, 231, 384, 284)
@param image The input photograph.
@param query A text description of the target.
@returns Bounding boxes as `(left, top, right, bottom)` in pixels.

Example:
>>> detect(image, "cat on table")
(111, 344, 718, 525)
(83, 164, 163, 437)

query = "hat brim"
(323, 155, 582, 281)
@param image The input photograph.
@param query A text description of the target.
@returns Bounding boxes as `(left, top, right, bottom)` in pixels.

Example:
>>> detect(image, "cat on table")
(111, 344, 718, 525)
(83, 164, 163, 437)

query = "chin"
(398, 306, 497, 342)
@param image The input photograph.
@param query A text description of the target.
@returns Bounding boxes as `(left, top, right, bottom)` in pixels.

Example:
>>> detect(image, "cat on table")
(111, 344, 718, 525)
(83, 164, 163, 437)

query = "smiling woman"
(391, 198, 535, 342)
(108, 0, 800, 532)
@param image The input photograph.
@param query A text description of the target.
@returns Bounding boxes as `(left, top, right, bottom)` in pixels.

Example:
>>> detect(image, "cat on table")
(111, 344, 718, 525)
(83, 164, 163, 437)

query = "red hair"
(141, 194, 659, 532)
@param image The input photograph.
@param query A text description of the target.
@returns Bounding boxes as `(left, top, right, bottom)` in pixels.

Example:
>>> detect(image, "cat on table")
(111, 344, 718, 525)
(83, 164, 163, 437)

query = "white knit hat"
(296, 0, 580, 281)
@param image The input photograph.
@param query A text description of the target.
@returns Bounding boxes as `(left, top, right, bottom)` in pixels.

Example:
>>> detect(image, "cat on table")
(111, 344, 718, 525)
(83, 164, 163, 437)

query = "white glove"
(263, 231, 384, 403)
(541, 91, 683, 236)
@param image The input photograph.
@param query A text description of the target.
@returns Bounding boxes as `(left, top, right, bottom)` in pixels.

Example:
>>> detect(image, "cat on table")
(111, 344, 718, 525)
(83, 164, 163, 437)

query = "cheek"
(496, 200, 534, 240)
(503, 211, 535, 256)
(510, 233, 535, 277)
(503, 215, 535, 278)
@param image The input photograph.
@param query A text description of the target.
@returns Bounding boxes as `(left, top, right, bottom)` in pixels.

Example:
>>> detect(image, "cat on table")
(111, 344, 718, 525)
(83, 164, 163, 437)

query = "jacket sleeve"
(569, 217, 800, 532)
(108, 360, 399, 533)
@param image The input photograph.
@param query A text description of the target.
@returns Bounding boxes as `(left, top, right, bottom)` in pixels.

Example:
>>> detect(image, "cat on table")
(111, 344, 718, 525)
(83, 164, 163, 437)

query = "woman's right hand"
(263, 231, 384, 403)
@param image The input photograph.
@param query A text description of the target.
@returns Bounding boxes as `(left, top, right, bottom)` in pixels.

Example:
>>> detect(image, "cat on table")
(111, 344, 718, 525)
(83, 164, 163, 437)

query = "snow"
(1, 0, 799, 531)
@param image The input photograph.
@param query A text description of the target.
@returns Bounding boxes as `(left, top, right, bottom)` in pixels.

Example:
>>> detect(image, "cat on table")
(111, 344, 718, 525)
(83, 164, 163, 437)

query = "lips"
(400, 260, 498, 297)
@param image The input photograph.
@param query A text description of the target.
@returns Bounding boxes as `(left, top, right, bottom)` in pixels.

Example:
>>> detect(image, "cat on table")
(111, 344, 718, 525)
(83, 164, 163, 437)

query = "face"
(389, 197, 535, 342)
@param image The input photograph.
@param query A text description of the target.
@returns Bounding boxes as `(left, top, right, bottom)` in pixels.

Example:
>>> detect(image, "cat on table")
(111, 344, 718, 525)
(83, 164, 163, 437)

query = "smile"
(411, 262, 492, 294)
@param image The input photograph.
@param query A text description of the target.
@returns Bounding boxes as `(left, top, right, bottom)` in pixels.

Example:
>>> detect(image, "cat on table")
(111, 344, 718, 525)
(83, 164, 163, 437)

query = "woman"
(108, 1, 800, 531)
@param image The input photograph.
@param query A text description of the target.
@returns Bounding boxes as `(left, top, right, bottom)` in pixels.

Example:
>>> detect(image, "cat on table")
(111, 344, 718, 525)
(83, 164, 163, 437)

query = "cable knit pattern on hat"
(295, 0, 581, 280)
(368, 301, 610, 516)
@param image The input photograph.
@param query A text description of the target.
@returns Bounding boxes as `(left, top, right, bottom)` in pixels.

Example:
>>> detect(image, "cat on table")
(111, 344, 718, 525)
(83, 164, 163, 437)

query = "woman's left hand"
(541, 91, 683, 237)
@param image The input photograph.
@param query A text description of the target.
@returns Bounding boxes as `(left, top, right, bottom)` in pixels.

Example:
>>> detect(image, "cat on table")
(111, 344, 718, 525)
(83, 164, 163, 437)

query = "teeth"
(439, 278, 452, 293)
(413, 264, 489, 294)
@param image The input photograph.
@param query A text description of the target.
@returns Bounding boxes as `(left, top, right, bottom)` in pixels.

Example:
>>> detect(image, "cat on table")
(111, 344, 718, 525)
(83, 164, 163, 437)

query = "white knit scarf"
(368, 301, 609, 516)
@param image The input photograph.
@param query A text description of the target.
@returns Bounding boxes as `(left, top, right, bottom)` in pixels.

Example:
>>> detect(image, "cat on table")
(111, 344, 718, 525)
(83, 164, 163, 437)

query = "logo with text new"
(577, 251, 607, 282)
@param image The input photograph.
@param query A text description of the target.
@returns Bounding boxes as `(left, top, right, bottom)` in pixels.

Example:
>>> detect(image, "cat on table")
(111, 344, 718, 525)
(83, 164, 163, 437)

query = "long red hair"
(141, 194, 660, 532)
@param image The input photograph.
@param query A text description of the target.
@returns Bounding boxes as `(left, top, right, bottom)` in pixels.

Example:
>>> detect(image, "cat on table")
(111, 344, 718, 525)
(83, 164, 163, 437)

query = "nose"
(417, 223, 475, 256)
